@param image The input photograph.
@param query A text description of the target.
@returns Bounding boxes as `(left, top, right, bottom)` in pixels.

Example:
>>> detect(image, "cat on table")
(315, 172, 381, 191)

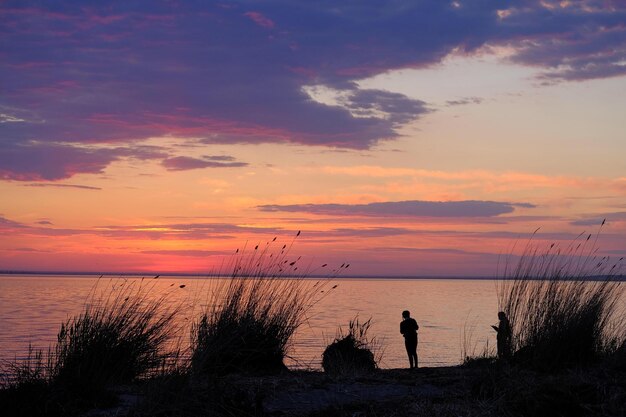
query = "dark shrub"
(322, 317, 378, 376)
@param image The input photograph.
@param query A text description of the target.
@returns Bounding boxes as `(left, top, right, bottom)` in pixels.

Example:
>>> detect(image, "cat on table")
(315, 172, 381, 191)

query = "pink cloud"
(244, 11, 275, 29)
(161, 156, 247, 171)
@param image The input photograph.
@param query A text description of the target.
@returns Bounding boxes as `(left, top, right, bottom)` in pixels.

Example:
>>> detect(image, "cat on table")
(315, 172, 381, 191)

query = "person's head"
(402, 310, 410, 319)
(498, 311, 506, 320)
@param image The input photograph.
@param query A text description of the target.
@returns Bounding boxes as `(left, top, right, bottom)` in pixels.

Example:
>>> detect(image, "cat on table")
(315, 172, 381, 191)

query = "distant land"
(0, 271, 623, 281)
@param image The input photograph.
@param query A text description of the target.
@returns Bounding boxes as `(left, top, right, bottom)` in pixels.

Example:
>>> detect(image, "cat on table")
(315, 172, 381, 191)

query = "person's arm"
(400, 322, 404, 335)
(491, 325, 499, 332)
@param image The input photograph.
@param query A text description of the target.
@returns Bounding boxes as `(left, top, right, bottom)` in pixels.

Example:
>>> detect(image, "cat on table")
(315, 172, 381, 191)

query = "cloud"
(1, 1, 625, 180)
(372, 246, 494, 257)
(5, 247, 50, 253)
(161, 156, 248, 171)
(0, 143, 119, 181)
(0, 214, 287, 240)
(0, 142, 167, 181)
(0, 215, 27, 229)
(92, 222, 279, 240)
(500, 3, 626, 82)
(326, 227, 414, 238)
(25, 183, 101, 190)
(258, 200, 535, 217)
(244, 11, 275, 29)
(140, 249, 230, 257)
(445, 97, 483, 106)
(570, 212, 626, 226)
(0, 113, 26, 123)
(340, 89, 429, 124)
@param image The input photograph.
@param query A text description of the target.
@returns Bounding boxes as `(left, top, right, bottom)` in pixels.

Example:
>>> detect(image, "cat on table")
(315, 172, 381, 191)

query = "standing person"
(400, 310, 419, 369)
(491, 311, 511, 360)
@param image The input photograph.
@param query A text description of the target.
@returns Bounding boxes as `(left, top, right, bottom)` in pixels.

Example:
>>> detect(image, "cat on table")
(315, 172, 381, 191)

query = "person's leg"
(406, 338, 417, 368)
(405, 339, 414, 368)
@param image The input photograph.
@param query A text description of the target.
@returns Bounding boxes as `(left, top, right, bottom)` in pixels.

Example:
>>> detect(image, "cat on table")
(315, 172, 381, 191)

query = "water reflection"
(0, 275, 506, 368)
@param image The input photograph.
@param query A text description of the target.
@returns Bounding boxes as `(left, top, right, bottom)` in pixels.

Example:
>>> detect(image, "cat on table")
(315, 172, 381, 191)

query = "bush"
(496, 223, 625, 371)
(191, 234, 335, 376)
(322, 317, 379, 376)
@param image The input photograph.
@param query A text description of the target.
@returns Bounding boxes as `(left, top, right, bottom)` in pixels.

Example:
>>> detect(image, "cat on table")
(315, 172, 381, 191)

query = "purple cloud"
(7, 247, 50, 253)
(161, 156, 248, 171)
(0, 214, 284, 240)
(372, 246, 497, 257)
(0, 143, 119, 181)
(258, 200, 535, 218)
(0, 142, 167, 181)
(25, 183, 101, 190)
(1, 1, 625, 180)
(570, 212, 626, 226)
(0, 215, 27, 229)
(445, 97, 483, 106)
(326, 227, 414, 238)
(141, 249, 231, 257)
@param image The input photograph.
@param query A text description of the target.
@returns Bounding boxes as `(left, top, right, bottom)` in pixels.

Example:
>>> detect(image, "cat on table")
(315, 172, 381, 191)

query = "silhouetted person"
(491, 311, 511, 360)
(400, 310, 419, 368)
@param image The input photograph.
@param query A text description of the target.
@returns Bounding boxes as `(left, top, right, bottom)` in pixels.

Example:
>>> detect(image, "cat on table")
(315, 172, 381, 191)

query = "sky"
(1, 0, 625, 276)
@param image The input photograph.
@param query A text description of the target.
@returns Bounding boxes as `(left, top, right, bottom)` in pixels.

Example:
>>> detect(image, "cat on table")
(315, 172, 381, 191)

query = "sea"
(1, 274, 616, 370)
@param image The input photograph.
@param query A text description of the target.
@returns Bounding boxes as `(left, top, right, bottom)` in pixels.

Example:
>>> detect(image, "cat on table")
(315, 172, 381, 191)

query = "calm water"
(0, 275, 514, 369)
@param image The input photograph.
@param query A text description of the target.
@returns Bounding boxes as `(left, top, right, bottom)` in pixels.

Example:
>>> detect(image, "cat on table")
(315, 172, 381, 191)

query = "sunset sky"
(1, 1, 625, 276)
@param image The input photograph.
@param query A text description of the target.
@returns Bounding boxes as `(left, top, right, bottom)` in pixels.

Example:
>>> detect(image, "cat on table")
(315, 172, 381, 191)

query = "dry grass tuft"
(191, 233, 339, 376)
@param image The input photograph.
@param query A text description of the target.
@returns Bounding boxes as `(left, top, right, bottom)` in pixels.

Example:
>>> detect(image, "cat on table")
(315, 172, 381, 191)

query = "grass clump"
(496, 223, 625, 371)
(51, 279, 179, 397)
(322, 316, 379, 376)
(191, 233, 336, 376)
(0, 278, 180, 416)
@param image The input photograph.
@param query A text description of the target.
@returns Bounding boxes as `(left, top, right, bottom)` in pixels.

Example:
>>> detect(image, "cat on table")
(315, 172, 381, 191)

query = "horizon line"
(0, 270, 623, 281)
(0, 270, 491, 279)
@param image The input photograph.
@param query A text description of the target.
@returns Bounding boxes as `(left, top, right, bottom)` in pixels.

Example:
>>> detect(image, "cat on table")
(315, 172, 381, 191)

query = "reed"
(51, 278, 180, 397)
(496, 222, 625, 370)
(461, 317, 495, 366)
(0, 277, 180, 415)
(191, 233, 338, 376)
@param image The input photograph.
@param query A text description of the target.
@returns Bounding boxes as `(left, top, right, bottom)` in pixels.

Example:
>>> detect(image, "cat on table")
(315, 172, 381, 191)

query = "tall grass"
(496, 223, 625, 370)
(0, 277, 181, 415)
(51, 278, 180, 396)
(461, 317, 495, 366)
(191, 233, 339, 375)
